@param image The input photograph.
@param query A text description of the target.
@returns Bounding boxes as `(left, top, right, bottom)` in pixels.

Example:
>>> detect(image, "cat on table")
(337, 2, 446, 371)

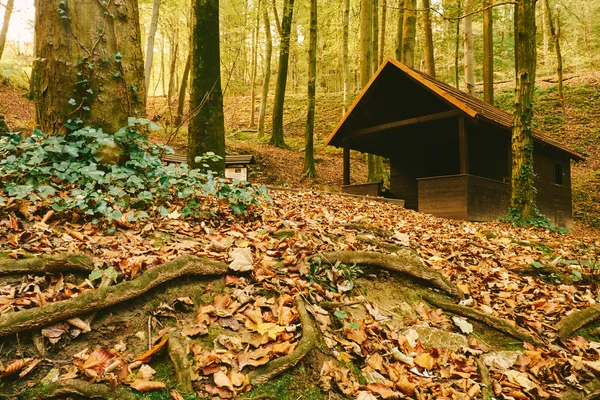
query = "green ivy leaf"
(89, 267, 103, 282)
(334, 310, 348, 320)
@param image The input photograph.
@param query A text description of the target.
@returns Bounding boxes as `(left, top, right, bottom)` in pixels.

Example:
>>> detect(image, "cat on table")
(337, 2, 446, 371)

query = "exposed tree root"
(507, 264, 573, 284)
(561, 378, 600, 400)
(311, 251, 463, 298)
(422, 294, 544, 346)
(476, 356, 492, 400)
(248, 298, 317, 385)
(556, 304, 600, 340)
(0, 255, 228, 337)
(0, 253, 95, 275)
(168, 334, 193, 393)
(41, 379, 135, 400)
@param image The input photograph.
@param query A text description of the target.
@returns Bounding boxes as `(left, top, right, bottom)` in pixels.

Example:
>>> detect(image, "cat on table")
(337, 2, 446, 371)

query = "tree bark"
(175, 50, 191, 127)
(249, 0, 262, 128)
(166, 31, 179, 121)
(463, 0, 475, 95)
(372, 0, 379, 73)
(269, 0, 295, 148)
(422, 0, 436, 77)
(302, 0, 318, 179)
(541, 0, 549, 68)
(188, 0, 225, 173)
(342, 0, 351, 113)
(33, 0, 146, 134)
(402, 0, 417, 68)
(544, 0, 564, 107)
(360, 0, 372, 87)
(454, 0, 462, 88)
(483, 0, 494, 104)
(395, 1, 405, 61)
(379, 0, 387, 66)
(258, 4, 273, 138)
(0, 0, 14, 60)
(144, 0, 162, 97)
(510, 0, 538, 222)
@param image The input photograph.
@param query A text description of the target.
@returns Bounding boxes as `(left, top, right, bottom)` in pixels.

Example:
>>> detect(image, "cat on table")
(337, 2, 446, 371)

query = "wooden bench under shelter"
(163, 154, 255, 181)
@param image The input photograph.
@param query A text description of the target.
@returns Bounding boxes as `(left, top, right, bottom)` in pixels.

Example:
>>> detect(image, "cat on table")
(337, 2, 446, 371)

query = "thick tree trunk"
(483, 0, 494, 104)
(372, 0, 379, 73)
(379, 0, 387, 65)
(175, 50, 191, 127)
(395, 2, 405, 61)
(510, 0, 538, 222)
(33, 0, 146, 134)
(188, 0, 225, 173)
(422, 0, 435, 77)
(463, 0, 475, 95)
(360, 0, 373, 85)
(144, 0, 161, 96)
(402, 0, 417, 68)
(342, 0, 351, 113)
(0, 0, 14, 60)
(258, 4, 272, 138)
(303, 0, 318, 179)
(249, 0, 262, 128)
(270, 0, 295, 148)
(544, 0, 564, 107)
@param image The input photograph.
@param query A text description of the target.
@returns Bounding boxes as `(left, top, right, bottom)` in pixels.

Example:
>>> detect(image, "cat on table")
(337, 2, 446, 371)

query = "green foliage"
(305, 258, 363, 294)
(0, 119, 269, 222)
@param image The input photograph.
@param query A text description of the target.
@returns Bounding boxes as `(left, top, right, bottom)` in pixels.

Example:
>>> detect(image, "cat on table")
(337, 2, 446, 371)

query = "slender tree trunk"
(272, 0, 283, 37)
(33, 0, 146, 134)
(360, 0, 372, 86)
(510, 0, 538, 222)
(166, 32, 179, 123)
(455, 0, 462, 88)
(188, 0, 225, 173)
(303, 0, 318, 178)
(463, 0, 475, 95)
(175, 51, 191, 127)
(541, 0, 549, 68)
(402, 0, 417, 68)
(379, 0, 387, 65)
(0, 0, 14, 60)
(342, 0, 351, 113)
(258, 4, 273, 138)
(161, 35, 167, 96)
(422, 0, 435, 77)
(144, 0, 161, 96)
(249, 0, 262, 127)
(483, 0, 494, 104)
(395, 2, 405, 61)
(270, 0, 295, 148)
(372, 0, 379, 73)
(544, 0, 564, 107)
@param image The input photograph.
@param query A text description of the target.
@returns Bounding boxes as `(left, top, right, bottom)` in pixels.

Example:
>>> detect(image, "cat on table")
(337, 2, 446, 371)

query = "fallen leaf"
(130, 379, 166, 392)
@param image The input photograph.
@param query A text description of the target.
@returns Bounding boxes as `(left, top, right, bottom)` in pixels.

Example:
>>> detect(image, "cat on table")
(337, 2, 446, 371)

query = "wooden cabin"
(326, 58, 584, 228)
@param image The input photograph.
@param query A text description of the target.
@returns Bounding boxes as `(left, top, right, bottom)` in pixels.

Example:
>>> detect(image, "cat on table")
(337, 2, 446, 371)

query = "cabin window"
(554, 162, 564, 186)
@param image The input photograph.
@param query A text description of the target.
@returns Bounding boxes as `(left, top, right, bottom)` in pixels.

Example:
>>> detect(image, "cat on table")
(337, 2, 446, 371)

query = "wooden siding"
(342, 183, 382, 197)
(467, 175, 510, 221)
(533, 146, 573, 228)
(417, 175, 468, 220)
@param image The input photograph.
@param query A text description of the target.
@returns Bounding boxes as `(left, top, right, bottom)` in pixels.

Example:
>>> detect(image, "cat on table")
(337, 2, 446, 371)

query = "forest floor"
(1, 75, 600, 399)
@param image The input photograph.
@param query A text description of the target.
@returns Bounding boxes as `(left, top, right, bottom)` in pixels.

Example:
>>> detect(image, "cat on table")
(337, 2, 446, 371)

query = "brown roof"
(326, 58, 584, 161)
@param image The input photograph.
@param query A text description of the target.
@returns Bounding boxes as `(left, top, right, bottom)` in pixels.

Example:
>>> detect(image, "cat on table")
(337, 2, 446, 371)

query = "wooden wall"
(467, 175, 511, 221)
(417, 175, 468, 220)
(533, 145, 573, 228)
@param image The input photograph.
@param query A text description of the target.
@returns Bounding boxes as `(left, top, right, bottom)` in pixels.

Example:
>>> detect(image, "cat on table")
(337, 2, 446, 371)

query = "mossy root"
(556, 304, 600, 340)
(41, 379, 135, 400)
(0, 253, 95, 275)
(0, 255, 228, 337)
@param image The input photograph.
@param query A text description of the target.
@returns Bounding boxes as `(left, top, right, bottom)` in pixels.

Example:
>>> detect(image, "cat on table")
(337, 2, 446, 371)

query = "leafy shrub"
(0, 118, 269, 222)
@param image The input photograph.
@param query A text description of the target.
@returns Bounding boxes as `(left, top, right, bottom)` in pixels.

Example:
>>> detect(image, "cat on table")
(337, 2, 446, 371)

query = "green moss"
(246, 368, 335, 400)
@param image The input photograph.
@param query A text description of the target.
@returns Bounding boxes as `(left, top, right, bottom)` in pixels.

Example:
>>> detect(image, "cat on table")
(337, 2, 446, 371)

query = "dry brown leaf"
(130, 379, 166, 392)
(213, 370, 234, 391)
(134, 335, 169, 361)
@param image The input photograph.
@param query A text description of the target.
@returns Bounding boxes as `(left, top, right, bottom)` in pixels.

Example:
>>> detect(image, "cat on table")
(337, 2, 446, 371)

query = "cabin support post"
(458, 115, 468, 174)
(343, 138, 351, 185)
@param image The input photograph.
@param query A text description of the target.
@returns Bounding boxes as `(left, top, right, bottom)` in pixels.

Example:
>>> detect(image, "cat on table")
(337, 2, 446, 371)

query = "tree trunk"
(463, 0, 475, 95)
(272, 0, 283, 38)
(166, 32, 179, 122)
(161, 35, 167, 96)
(258, 4, 273, 138)
(402, 0, 417, 68)
(544, 0, 564, 107)
(379, 0, 387, 65)
(175, 50, 191, 127)
(454, 0, 462, 88)
(303, 0, 318, 179)
(188, 0, 225, 173)
(360, 0, 373, 84)
(541, 0, 549, 68)
(395, 1, 404, 61)
(372, 0, 379, 73)
(144, 0, 161, 97)
(342, 0, 351, 113)
(483, 0, 494, 104)
(33, 0, 146, 134)
(0, 0, 14, 60)
(422, 0, 435, 77)
(249, 0, 262, 128)
(510, 0, 538, 222)
(270, 0, 295, 148)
